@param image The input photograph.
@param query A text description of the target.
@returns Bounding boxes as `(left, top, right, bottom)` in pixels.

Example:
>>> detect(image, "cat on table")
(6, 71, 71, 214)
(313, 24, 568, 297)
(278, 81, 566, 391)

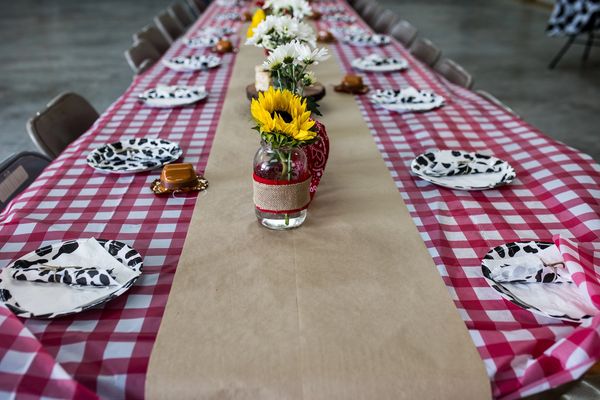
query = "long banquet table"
(1, 1, 600, 399)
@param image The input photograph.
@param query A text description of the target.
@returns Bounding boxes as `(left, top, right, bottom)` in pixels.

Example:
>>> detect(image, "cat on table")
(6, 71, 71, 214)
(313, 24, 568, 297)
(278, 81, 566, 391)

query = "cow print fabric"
(547, 0, 600, 36)
(12, 266, 119, 287)
(87, 138, 182, 173)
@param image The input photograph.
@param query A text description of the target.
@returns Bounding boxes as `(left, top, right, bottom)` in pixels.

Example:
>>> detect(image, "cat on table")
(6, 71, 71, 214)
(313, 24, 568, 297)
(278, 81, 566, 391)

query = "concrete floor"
(0, 0, 599, 161)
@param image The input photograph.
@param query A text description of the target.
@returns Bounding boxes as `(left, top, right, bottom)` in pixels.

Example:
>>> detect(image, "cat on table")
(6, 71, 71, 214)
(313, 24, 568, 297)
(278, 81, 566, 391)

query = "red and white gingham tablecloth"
(1, 1, 599, 399)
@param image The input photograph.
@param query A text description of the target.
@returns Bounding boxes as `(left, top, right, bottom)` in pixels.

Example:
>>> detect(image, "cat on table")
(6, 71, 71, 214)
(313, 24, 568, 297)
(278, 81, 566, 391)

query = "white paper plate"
(87, 138, 183, 174)
(139, 85, 208, 108)
(481, 241, 596, 323)
(323, 14, 356, 23)
(370, 88, 444, 112)
(343, 33, 391, 46)
(0, 239, 143, 318)
(330, 26, 367, 39)
(183, 35, 219, 48)
(351, 55, 408, 72)
(162, 55, 221, 72)
(410, 150, 516, 190)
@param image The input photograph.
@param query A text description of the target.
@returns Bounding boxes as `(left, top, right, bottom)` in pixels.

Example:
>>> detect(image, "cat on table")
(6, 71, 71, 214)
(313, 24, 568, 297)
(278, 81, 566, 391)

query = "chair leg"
(549, 35, 576, 69)
(582, 31, 594, 62)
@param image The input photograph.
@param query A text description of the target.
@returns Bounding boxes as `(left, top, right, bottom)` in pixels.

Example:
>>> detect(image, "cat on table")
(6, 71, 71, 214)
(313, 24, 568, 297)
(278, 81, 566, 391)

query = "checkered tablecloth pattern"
(1, 1, 599, 399)
(0, 2, 243, 398)
(317, 3, 600, 399)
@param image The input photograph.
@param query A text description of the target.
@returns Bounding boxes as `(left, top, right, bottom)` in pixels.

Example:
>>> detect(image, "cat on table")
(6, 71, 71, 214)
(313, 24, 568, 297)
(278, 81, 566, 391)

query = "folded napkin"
(554, 235, 600, 309)
(361, 54, 401, 67)
(4, 238, 139, 315)
(486, 245, 572, 283)
(12, 266, 119, 287)
(420, 150, 505, 177)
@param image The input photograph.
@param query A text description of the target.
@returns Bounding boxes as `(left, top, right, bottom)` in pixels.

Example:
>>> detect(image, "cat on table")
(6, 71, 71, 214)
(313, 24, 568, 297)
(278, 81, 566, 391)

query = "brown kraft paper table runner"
(146, 30, 491, 399)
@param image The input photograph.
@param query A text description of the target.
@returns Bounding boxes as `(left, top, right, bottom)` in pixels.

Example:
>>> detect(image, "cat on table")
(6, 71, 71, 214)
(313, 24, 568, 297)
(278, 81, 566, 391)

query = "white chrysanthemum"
(245, 15, 316, 50)
(264, 0, 313, 19)
(263, 42, 298, 69)
(294, 43, 329, 65)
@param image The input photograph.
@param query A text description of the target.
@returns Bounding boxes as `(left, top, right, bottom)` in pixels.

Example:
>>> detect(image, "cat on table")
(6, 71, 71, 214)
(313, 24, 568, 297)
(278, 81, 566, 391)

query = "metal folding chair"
(434, 58, 474, 89)
(0, 152, 51, 211)
(27, 93, 99, 159)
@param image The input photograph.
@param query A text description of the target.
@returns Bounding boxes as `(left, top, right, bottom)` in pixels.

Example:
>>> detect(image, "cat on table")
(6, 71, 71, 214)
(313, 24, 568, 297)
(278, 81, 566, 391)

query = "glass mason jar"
(253, 141, 309, 230)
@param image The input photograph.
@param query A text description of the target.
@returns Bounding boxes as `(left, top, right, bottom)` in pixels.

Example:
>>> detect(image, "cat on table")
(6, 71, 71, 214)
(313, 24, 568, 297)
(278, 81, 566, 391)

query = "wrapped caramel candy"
(214, 39, 234, 54)
(317, 30, 336, 43)
(151, 163, 208, 195)
(334, 74, 369, 94)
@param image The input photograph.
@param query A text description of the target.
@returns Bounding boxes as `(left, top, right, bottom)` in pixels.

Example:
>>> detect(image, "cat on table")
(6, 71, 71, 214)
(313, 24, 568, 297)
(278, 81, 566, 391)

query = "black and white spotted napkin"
(418, 150, 506, 177)
(12, 266, 119, 287)
(486, 245, 571, 283)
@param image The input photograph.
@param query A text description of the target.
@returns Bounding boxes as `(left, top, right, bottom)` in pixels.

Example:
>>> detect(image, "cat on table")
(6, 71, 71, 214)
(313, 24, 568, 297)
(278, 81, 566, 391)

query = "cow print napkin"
(418, 150, 506, 177)
(12, 266, 119, 287)
(6, 238, 138, 315)
(486, 245, 572, 284)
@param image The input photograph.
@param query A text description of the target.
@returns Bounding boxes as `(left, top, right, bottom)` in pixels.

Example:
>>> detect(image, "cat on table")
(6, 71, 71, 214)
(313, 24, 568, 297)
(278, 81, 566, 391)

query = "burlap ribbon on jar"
(253, 174, 311, 214)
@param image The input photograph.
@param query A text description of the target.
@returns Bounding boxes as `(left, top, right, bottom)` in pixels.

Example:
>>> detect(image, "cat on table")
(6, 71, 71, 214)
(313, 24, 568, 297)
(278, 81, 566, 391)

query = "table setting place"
(2, 0, 600, 399)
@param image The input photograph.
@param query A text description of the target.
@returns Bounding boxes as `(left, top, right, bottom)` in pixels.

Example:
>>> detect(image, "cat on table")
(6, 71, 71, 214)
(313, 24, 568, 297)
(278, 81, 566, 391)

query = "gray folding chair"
(189, 0, 207, 14)
(476, 90, 518, 116)
(27, 93, 99, 159)
(169, 2, 195, 28)
(363, 3, 385, 28)
(360, 2, 382, 26)
(434, 58, 474, 89)
(186, 0, 205, 18)
(373, 9, 401, 33)
(124, 39, 161, 75)
(154, 11, 185, 43)
(0, 152, 51, 211)
(133, 25, 171, 55)
(389, 20, 418, 47)
(409, 38, 442, 66)
(353, 0, 372, 14)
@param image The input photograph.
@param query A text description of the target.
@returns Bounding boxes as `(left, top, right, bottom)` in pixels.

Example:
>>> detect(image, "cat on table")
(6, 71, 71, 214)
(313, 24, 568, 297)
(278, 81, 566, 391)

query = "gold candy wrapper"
(151, 175, 208, 195)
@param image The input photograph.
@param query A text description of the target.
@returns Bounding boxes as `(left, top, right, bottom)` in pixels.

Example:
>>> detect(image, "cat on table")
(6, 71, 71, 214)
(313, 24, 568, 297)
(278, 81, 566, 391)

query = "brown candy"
(161, 163, 197, 190)
(214, 39, 234, 54)
(334, 74, 369, 95)
(309, 10, 322, 20)
(317, 30, 336, 43)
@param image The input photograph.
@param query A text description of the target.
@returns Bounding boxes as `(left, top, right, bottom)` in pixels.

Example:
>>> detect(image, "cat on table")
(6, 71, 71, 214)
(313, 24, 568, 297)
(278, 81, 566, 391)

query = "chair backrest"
(0, 152, 51, 211)
(409, 37, 442, 66)
(186, 0, 205, 17)
(434, 58, 474, 89)
(389, 20, 418, 47)
(124, 39, 161, 74)
(26, 93, 99, 159)
(154, 11, 185, 43)
(353, 0, 372, 14)
(372, 9, 401, 33)
(363, 3, 384, 26)
(133, 25, 170, 54)
(169, 2, 195, 28)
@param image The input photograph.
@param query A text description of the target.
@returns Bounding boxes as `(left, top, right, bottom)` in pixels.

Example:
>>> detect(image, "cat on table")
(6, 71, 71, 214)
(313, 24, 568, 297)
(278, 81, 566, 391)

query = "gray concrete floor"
(0, 0, 599, 161)
(0, 0, 169, 160)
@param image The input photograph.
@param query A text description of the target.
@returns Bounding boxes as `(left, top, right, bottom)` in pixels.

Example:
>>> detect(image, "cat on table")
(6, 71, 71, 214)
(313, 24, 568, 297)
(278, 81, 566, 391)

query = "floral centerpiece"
(262, 40, 328, 96)
(263, 0, 313, 20)
(250, 87, 318, 230)
(245, 15, 316, 52)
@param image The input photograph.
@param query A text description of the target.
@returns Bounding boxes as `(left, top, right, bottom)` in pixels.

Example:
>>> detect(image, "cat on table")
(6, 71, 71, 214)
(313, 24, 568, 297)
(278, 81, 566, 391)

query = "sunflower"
(251, 87, 317, 145)
(246, 9, 266, 39)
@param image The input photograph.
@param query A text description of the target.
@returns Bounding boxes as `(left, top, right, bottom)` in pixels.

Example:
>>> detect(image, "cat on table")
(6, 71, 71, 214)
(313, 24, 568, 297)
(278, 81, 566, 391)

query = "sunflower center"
(272, 110, 293, 123)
